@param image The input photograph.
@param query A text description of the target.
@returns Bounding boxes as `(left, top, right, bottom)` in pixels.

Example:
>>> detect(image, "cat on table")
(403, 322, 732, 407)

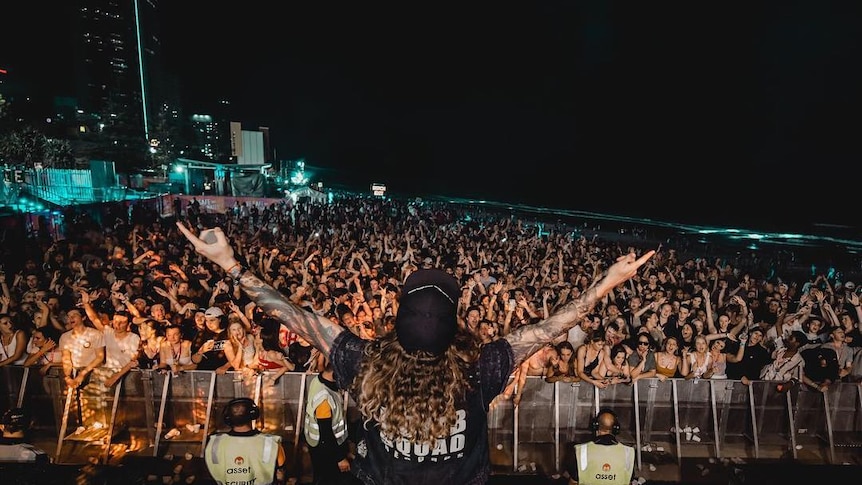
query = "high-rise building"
(230, 122, 274, 165)
(186, 98, 232, 164)
(71, 0, 175, 164)
(190, 113, 234, 163)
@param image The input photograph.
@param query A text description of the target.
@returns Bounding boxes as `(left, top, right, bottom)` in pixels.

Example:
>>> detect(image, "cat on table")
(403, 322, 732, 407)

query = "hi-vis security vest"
(0, 443, 49, 463)
(303, 376, 347, 447)
(575, 441, 635, 485)
(205, 432, 281, 485)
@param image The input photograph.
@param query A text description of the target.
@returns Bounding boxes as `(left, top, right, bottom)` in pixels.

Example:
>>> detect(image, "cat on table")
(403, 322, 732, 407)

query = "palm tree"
(0, 127, 44, 166)
(43, 138, 75, 168)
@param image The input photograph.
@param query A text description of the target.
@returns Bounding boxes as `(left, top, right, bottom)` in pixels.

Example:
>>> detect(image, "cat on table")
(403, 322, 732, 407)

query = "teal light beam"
(133, 0, 150, 143)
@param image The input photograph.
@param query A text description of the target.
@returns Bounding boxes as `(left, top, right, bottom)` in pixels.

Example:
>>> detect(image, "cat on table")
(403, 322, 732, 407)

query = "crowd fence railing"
(1, 366, 860, 473)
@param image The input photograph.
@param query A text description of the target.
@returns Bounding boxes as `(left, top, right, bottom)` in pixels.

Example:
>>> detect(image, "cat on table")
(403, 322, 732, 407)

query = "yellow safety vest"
(303, 376, 347, 447)
(205, 432, 281, 485)
(574, 441, 635, 485)
(0, 443, 49, 463)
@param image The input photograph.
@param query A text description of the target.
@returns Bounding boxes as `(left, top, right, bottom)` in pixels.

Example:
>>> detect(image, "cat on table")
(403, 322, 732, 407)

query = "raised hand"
(176, 222, 237, 271)
(41, 338, 56, 352)
(596, 250, 657, 296)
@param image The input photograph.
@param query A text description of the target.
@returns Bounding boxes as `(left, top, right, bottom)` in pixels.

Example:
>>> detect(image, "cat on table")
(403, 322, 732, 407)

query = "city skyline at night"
(2, 1, 862, 234)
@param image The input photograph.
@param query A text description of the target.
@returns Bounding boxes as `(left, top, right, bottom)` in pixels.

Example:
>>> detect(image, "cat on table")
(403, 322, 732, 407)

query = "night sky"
(5, 2, 862, 233)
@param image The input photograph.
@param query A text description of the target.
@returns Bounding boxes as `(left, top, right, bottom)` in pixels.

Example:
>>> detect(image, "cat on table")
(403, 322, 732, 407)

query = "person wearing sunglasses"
(628, 332, 657, 382)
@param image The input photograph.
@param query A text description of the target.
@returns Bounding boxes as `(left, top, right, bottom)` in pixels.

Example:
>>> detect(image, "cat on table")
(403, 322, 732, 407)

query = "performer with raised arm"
(176, 222, 654, 485)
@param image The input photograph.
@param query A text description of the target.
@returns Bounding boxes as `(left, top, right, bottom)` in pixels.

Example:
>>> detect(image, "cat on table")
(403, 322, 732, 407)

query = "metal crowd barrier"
(1, 366, 860, 474)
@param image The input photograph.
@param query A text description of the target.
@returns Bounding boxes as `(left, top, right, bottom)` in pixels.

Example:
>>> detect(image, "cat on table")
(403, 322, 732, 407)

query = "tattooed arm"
(237, 271, 344, 355)
(176, 222, 345, 355)
(504, 250, 655, 367)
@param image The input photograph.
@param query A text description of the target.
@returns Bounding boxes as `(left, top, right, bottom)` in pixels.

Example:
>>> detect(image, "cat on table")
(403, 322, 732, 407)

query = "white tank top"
(0, 330, 27, 365)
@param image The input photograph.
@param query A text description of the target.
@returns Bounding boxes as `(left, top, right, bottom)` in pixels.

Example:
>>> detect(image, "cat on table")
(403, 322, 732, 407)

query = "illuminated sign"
(371, 183, 386, 197)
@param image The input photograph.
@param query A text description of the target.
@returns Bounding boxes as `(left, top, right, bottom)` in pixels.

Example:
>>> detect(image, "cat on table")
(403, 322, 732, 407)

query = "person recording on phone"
(189, 306, 229, 371)
(177, 222, 654, 485)
(564, 409, 635, 485)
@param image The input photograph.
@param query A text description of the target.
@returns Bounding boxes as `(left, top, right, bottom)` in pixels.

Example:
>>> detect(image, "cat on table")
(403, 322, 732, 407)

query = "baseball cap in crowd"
(204, 306, 224, 318)
(845, 281, 856, 291)
(422, 257, 434, 268)
(395, 269, 460, 356)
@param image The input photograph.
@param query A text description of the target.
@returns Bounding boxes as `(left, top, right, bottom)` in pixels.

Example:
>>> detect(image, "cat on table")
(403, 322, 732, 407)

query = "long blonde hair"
(352, 330, 480, 446)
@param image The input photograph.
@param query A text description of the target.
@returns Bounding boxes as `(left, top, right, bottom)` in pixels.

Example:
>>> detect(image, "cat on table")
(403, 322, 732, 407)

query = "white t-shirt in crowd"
(102, 327, 140, 370)
(567, 325, 589, 351)
(59, 327, 105, 369)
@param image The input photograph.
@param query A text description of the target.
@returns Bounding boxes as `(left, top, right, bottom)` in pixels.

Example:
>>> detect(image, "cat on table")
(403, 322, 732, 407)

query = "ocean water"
(319, 175, 862, 282)
(315, 164, 861, 244)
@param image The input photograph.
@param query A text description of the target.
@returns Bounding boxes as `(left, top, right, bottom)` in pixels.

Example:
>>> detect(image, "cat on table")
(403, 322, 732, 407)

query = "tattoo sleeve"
(237, 271, 344, 355)
(505, 286, 599, 367)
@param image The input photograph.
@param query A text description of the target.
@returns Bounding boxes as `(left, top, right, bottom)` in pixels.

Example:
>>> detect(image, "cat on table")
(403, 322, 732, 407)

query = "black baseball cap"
(395, 269, 460, 356)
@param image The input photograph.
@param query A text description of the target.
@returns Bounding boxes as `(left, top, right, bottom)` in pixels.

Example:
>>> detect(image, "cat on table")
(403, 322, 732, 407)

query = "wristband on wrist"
(227, 262, 243, 279)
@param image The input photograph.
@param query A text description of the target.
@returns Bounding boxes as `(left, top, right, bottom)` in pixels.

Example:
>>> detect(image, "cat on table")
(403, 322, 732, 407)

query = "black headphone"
(1, 408, 31, 432)
(590, 408, 621, 436)
(222, 397, 260, 426)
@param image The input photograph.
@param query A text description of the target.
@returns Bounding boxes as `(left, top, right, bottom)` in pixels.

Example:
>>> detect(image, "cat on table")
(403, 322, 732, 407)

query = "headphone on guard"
(1, 408, 31, 433)
(590, 408, 621, 436)
(222, 397, 260, 427)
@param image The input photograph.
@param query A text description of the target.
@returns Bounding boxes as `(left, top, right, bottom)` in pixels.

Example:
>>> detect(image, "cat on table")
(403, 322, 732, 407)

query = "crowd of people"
(1, 194, 861, 473)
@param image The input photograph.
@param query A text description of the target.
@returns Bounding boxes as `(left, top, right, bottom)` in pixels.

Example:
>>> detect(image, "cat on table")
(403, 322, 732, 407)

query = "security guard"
(566, 408, 635, 485)
(303, 358, 355, 485)
(205, 397, 287, 485)
(0, 408, 49, 464)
